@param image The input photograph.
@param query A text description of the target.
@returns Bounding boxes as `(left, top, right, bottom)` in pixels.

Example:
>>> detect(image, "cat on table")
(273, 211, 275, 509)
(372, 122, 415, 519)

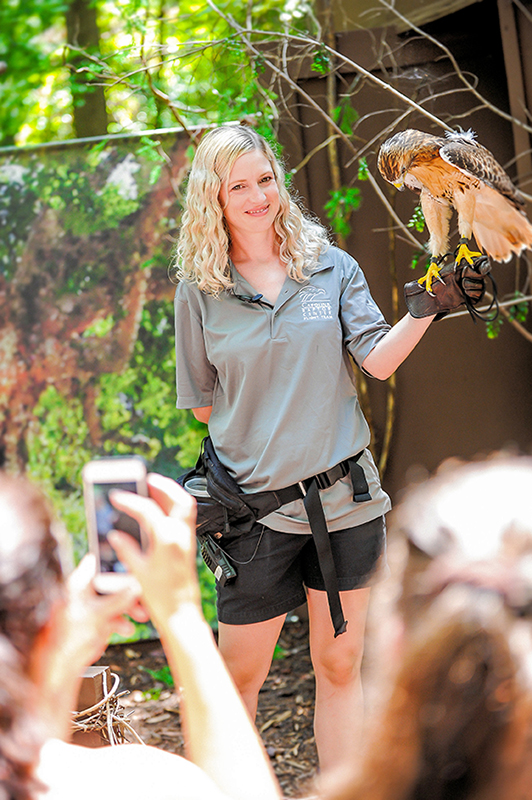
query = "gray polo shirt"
(174, 245, 392, 533)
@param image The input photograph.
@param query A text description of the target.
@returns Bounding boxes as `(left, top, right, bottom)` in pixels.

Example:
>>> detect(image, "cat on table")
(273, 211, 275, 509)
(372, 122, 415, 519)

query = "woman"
(172, 123, 441, 774)
(0, 470, 281, 800)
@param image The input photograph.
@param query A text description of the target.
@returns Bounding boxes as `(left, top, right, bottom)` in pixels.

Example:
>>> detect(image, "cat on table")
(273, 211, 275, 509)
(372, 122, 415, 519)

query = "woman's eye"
(261, 176, 273, 184)
(231, 184, 244, 191)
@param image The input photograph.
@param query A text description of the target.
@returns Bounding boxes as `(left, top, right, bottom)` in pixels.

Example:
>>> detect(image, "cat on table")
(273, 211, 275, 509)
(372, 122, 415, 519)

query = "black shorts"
(216, 516, 386, 625)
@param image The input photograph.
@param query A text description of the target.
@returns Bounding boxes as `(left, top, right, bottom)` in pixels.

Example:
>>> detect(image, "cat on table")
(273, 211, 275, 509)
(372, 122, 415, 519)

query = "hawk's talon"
(418, 259, 443, 294)
(454, 238, 482, 268)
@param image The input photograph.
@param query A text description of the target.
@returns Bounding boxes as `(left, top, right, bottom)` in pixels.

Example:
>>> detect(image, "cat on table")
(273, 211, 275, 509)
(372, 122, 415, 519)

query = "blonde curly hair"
(173, 125, 330, 296)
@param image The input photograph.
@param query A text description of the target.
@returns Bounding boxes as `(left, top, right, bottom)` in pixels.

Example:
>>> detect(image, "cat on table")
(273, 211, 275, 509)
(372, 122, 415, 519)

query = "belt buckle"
(316, 461, 349, 491)
(315, 471, 333, 491)
(302, 461, 350, 494)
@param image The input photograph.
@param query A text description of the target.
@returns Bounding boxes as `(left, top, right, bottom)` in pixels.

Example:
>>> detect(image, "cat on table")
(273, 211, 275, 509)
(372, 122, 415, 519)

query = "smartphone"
(82, 456, 148, 593)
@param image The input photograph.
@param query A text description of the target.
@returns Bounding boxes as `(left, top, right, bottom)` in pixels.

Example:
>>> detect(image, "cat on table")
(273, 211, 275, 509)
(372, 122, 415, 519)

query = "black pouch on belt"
(178, 438, 254, 538)
(179, 437, 372, 637)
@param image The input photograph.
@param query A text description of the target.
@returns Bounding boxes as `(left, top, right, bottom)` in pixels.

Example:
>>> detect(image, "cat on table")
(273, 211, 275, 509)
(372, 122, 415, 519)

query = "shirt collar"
(228, 248, 334, 308)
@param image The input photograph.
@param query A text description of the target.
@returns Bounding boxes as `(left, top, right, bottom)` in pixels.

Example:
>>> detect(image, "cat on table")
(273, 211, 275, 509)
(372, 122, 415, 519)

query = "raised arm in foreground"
(110, 475, 282, 800)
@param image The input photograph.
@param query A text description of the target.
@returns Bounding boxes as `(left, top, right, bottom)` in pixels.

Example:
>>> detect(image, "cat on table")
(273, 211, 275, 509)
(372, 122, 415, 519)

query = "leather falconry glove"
(404, 254, 496, 321)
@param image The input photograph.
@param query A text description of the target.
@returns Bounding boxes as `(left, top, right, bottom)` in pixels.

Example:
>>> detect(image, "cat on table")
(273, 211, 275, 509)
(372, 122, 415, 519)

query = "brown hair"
(328, 456, 532, 800)
(0, 473, 64, 800)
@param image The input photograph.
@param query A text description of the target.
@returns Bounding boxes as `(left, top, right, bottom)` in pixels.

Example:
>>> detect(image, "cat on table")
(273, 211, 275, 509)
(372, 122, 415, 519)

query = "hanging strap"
(299, 452, 371, 637)
(303, 478, 348, 637)
(348, 457, 371, 503)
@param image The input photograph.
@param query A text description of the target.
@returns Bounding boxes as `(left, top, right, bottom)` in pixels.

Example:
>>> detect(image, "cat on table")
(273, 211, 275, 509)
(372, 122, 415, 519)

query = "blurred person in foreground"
(7, 454, 532, 800)
(0, 470, 282, 800)
(323, 453, 532, 800)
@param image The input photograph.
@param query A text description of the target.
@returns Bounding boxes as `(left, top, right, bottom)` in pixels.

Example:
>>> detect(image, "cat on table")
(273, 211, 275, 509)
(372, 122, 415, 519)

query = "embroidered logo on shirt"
(299, 286, 333, 321)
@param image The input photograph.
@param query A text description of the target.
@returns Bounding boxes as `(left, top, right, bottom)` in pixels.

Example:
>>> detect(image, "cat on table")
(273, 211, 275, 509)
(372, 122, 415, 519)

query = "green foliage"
(332, 98, 359, 136)
(408, 203, 425, 233)
(311, 45, 330, 74)
(110, 622, 158, 645)
(94, 301, 207, 471)
(26, 297, 215, 624)
(28, 293, 216, 611)
(273, 643, 287, 660)
(485, 314, 503, 339)
(0, 0, 68, 145)
(508, 294, 529, 324)
(409, 250, 427, 271)
(142, 664, 175, 687)
(324, 186, 362, 239)
(82, 315, 116, 339)
(197, 557, 219, 629)
(136, 136, 168, 185)
(485, 292, 529, 339)
(27, 386, 93, 561)
(406, 205, 428, 276)
(1, 0, 304, 147)
(3, 127, 218, 626)
(0, 162, 39, 277)
(357, 157, 369, 181)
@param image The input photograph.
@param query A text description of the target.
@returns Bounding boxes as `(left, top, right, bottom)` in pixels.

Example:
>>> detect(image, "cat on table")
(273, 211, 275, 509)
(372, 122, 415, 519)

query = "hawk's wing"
(440, 133, 525, 211)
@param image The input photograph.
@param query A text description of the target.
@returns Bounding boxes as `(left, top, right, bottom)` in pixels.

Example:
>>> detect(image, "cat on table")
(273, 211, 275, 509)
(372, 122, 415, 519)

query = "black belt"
(247, 453, 371, 637)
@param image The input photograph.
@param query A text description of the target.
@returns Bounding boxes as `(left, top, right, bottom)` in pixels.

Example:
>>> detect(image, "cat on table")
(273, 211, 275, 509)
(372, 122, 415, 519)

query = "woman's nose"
(251, 184, 266, 202)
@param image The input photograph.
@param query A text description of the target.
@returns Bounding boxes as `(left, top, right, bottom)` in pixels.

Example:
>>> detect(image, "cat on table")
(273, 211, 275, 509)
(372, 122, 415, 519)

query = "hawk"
(377, 128, 532, 292)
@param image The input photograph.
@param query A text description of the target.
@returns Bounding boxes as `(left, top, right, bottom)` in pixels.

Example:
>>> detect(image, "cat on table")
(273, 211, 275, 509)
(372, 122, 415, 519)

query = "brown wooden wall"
(274, 0, 532, 500)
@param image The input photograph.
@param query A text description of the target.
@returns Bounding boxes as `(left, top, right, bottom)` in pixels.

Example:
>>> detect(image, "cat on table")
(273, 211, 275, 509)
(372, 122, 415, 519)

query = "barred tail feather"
(472, 195, 532, 262)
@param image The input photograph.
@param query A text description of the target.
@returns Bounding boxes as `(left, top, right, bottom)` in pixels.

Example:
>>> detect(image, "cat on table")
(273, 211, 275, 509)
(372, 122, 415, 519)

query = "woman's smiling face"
(219, 149, 280, 238)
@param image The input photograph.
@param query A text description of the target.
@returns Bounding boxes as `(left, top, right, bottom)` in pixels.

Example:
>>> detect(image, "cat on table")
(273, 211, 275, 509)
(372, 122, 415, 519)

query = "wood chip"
(282, 758, 313, 772)
(146, 713, 171, 724)
(259, 709, 292, 732)
(164, 706, 181, 716)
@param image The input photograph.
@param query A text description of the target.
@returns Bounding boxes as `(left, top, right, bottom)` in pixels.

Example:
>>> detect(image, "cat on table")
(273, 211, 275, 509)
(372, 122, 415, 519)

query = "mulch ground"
(95, 613, 318, 798)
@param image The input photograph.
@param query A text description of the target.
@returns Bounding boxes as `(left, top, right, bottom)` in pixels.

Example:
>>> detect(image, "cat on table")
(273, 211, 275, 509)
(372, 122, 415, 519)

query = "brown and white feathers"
(377, 128, 532, 263)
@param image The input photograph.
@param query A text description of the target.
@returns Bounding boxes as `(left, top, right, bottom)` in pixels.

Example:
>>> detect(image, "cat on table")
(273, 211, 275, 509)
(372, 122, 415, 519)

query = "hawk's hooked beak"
(393, 179, 405, 191)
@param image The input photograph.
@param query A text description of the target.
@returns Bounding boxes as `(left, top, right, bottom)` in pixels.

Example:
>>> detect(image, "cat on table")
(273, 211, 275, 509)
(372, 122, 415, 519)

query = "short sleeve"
(174, 283, 217, 409)
(338, 253, 390, 367)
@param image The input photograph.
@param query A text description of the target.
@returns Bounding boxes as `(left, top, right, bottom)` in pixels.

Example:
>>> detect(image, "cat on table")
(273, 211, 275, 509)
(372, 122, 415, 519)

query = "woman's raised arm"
(361, 313, 434, 380)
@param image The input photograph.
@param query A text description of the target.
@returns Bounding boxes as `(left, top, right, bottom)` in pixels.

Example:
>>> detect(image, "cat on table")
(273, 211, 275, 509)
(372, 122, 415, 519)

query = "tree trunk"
(65, 0, 109, 138)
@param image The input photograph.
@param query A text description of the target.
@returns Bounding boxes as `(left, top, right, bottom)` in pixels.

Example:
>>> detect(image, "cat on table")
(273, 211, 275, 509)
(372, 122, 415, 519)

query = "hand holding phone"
(82, 456, 148, 594)
(106, 473, 202, 620)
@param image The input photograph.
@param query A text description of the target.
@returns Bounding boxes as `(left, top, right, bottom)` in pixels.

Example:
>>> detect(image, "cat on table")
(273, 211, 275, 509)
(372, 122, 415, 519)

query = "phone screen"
(93, 481, 142, 574)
